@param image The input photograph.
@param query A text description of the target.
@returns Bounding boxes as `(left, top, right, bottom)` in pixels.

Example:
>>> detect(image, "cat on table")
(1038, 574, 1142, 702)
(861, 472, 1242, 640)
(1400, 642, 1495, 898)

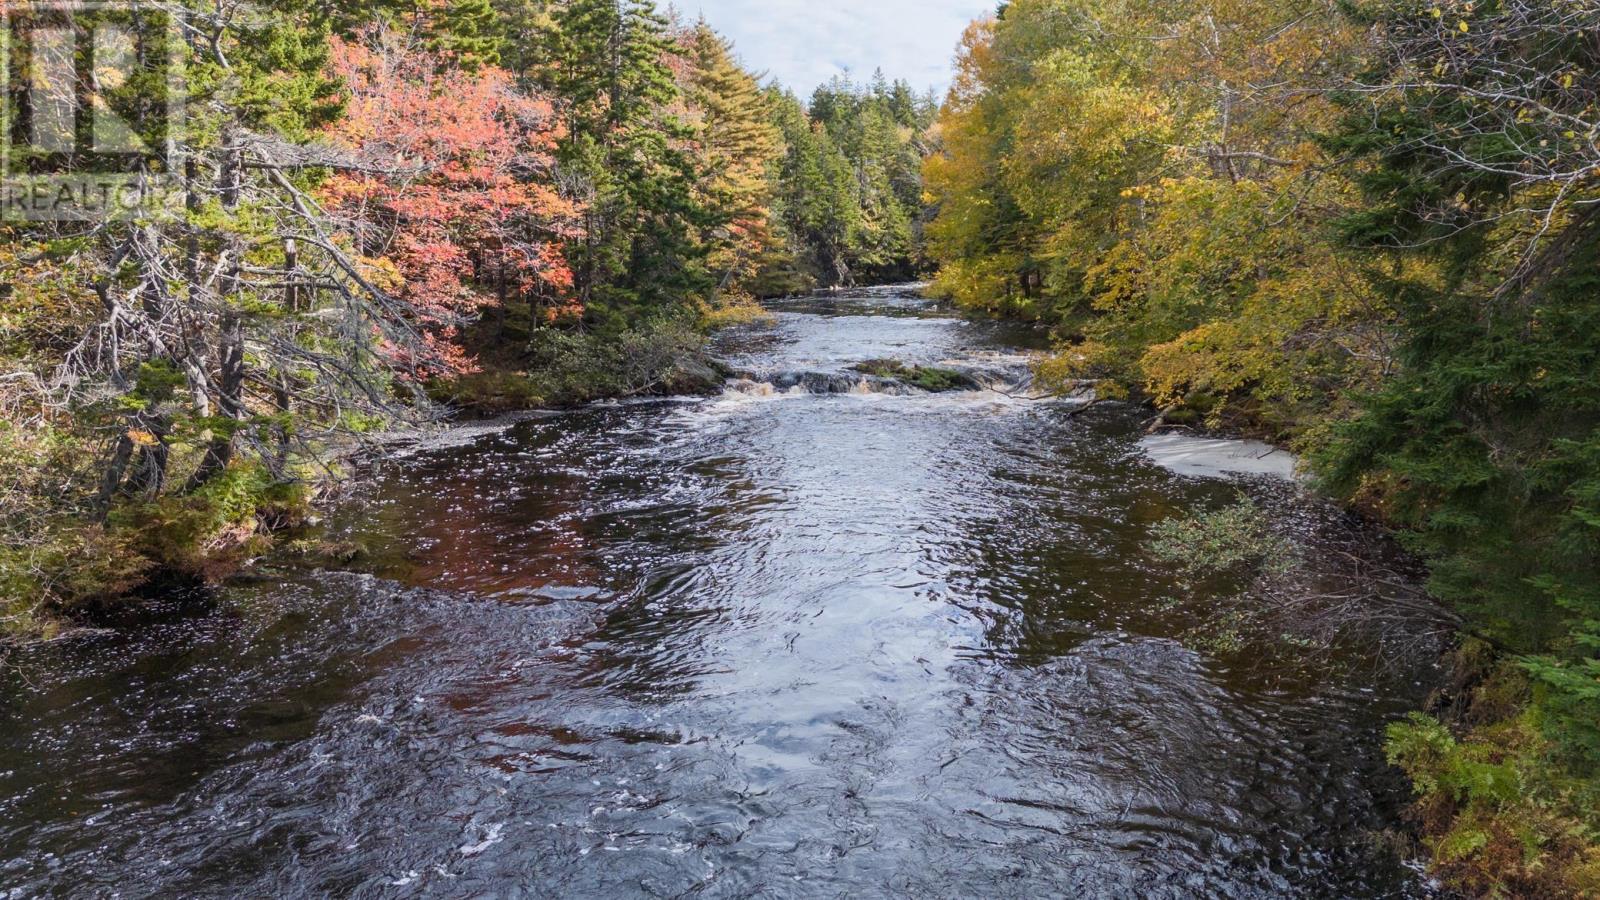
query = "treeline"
(923, 0, 1600, 892)
(0, 1, 930, 638)
(762, 74, 938, 292)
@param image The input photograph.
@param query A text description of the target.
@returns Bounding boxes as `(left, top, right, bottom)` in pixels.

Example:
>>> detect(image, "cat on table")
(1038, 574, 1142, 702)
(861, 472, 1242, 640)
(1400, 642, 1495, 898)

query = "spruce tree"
(424, 0, 504, 69)
(529, 0, 707, 324)
(762, 77, 931, 289)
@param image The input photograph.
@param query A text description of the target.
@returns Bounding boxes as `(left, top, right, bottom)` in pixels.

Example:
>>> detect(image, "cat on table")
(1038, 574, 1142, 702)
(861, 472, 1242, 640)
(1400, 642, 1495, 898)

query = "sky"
(683, 0, 996, 98)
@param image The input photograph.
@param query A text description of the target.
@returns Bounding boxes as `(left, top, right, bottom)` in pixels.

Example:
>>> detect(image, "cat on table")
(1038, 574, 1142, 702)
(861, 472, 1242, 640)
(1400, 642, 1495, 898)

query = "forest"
(924, 0, 1600, 892)
(0, 0, 931, 631)
(2, 0, 1599, 895)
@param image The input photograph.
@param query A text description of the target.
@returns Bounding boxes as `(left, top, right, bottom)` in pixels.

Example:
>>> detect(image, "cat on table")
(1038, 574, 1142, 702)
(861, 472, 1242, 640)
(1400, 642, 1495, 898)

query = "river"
(1, 286, 1440, 898)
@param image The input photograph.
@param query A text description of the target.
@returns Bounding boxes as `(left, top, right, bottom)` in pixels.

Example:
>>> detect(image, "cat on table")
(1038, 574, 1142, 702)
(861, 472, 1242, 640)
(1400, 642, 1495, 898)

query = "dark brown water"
(1, 287, 1438, 898)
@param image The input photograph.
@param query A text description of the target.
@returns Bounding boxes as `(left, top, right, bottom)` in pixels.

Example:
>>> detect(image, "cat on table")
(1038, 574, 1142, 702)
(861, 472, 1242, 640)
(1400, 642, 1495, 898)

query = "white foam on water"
(1139, 433, 1300, 481)
(458, 823, 505, 858)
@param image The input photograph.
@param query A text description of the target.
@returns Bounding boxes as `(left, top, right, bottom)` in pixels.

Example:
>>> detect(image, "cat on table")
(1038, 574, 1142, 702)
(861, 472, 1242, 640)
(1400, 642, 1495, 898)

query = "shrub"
(1147, 498, 1294, 585)
(110, 461, 309, 582)
(1387, 700, 1600, 898)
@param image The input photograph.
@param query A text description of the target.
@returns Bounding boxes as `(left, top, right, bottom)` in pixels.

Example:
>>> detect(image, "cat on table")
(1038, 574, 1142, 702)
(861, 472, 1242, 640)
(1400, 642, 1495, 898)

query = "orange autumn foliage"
(322, 27, 584, 375)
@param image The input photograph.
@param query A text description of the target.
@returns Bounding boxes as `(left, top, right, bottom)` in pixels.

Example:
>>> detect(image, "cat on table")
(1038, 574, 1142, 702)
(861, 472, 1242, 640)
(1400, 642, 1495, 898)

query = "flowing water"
(1, 287, 1440, 898)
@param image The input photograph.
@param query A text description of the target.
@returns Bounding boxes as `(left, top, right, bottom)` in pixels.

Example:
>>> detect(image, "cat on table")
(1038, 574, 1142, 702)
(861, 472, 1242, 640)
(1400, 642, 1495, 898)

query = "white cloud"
(681, 0, 994, 97)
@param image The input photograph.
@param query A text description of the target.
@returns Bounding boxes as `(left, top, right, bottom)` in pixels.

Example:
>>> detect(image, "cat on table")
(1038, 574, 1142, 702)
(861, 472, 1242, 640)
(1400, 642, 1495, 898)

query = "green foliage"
(524, 317, 716, 402)
(1142, 499, 1331, 661)
(1147, 498, 1294, 585)
(1386, 702, 1600, 896)
(430, 369, 550, 414)
(768, 89, 860, 287)
(677, 21, 785, 303)
(527, 0, 709, 322)
(1315, 0, 1600, 791)
(762, 76, 933, 290)
(0, 416, 305, 636)
(0, 525, 151, 636)
(422, 0, 503, 69)
(850, 359, 976, 392)
(110, 462, 309, 580)
(1387, 713, 1521, 806)
(438, 316, 718, 412)
(1524, 613, 1600, 772)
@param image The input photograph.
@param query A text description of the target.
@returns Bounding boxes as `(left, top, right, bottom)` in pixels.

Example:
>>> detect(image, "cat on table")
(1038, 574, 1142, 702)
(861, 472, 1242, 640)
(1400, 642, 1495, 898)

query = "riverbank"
(934, 277, 1600, 894)
(0, 292, 873, 647)
(1112, 410, 1600, 895)
(5, 282, 1587, 895)
(0, 312, 739, 651)
(918, 0, 1600, 892)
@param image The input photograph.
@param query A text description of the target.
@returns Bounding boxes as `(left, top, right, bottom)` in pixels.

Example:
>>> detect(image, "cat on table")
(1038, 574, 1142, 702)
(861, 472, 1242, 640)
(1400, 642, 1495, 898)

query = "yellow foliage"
(924, 0, 1379, 434)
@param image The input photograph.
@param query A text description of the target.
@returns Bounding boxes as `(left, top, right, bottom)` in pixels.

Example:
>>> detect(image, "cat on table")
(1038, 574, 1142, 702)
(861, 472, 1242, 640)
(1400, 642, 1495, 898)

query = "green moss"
(850, 359, 977, 392)
(851, 358, 910, 379)
(110, 461, 310, 581)
(906, 367, 972, 392)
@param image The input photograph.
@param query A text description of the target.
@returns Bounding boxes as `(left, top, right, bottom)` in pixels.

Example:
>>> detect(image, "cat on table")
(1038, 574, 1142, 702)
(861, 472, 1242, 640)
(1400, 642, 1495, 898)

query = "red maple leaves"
(322, 26, 584, 376)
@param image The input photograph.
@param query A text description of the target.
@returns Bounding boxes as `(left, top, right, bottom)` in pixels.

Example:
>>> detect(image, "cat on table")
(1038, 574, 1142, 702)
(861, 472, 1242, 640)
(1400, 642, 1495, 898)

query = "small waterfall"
(723, 370, 925, 397)
(719, 358, 1096, 403)
(724, 379, 782, 397)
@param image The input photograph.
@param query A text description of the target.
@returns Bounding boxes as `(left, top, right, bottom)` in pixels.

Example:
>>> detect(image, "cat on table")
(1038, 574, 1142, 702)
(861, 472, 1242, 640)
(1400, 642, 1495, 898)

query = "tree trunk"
(271, 239, 300, 477)
(130, 442, 170, 497)
(187, 132, 246, 491)
(187, 308, 244, 490)
(93, 433, 137, 522)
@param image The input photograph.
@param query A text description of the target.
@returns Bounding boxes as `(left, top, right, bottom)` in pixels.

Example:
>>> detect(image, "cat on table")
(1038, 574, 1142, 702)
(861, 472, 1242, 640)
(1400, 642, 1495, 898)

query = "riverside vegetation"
(924, 0, 1600, 893)
(3, 0, 1600, 895)
(0, 0, 932, 636)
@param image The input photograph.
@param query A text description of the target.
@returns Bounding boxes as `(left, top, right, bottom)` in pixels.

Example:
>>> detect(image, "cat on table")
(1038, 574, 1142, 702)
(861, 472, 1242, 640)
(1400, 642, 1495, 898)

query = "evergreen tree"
(761, 76, 933, 289)
(490, 0, 558, 73)
(423, 0, 504, 69)
(887, 79, 919, 129)
(529, 0, 707, 324)
(768, 89, 859, 285)
(1320, 0, 1600, 753)
(679, 22, 782, 300)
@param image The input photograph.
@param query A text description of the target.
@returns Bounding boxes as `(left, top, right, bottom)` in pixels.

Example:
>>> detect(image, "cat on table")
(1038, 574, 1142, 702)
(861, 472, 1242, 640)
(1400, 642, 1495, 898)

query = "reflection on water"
(0, 286, 1437, 897)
